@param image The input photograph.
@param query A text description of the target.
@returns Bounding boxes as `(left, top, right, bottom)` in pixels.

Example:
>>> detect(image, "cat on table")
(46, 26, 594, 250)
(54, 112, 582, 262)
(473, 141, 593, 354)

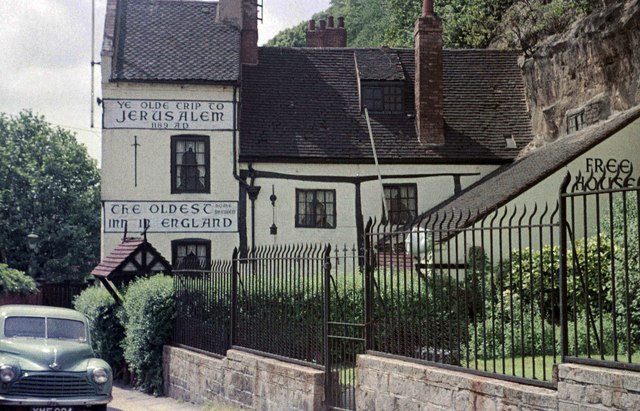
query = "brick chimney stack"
(306, 16, 347, 47)
(414, 0, 444, 145)
(217, 0, 258, 65)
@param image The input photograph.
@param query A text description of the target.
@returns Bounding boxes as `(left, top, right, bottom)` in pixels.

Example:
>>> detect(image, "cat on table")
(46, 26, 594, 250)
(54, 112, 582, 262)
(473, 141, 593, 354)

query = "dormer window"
(362, 82, 404, 113)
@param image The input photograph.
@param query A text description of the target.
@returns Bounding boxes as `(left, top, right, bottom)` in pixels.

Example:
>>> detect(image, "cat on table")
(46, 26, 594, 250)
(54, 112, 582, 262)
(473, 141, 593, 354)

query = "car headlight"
(92, 367, 109, 384)
(0, 365, 17, 383)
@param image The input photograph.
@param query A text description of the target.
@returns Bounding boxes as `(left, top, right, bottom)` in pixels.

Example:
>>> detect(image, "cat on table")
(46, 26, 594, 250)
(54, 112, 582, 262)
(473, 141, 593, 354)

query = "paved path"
(108, 383, 205, 411)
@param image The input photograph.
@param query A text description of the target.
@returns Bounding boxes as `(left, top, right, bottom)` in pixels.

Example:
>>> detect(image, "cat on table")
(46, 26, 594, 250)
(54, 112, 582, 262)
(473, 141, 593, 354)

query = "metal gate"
(559, 174, 640, 370)
(324, 246, 367, 411)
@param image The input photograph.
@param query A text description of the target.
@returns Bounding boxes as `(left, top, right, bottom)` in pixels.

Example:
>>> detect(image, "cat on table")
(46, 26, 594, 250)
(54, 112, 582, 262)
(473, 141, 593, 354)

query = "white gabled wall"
(447, 116, 640, 265)
(100, 81, 240, 263)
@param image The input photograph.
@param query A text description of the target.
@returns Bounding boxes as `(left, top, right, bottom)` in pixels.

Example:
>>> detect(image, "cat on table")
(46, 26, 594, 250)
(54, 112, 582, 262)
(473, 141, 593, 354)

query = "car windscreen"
(4, 316, 86, 341)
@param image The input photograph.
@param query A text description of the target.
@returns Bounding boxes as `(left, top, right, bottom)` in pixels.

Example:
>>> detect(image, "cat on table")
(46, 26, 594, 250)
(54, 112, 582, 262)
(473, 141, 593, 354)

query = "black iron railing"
(366, 203, 561, 386)
(172, 176, 640, 392)
(561, 180, 640, 371)
(173, 259, 233, 357)
(234, 244, 327, 365)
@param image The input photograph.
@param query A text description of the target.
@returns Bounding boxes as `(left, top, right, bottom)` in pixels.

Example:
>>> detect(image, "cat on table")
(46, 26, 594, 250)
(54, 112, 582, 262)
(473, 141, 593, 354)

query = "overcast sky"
(0, 0, 331, 166)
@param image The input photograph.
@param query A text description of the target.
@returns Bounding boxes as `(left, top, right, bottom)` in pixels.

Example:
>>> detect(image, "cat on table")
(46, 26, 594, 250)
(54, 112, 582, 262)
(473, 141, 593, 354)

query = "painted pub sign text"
(103, 99, 233, 130)
(103, 201, 238, 233)
(573, 158, 637, 191)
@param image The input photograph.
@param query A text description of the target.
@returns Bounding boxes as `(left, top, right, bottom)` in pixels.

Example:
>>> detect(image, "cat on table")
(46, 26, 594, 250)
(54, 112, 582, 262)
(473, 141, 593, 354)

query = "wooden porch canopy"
(91, 237, 171, 302)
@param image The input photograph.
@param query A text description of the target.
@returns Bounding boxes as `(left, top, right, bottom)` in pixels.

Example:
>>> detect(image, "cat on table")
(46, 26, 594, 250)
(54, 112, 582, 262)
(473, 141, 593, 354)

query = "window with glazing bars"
(171, 135, 210, 193)
(362, 83, 404, 113)
(295, 189, 336, 228)
(172, 239, 211, 269)
(384, 184, 417, 224)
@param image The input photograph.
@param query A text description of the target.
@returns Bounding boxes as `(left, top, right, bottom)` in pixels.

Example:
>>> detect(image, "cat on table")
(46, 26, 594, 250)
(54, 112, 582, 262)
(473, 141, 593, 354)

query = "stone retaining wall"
(163, 346, 324, 410)
(357, 354, 640, 411)
(164, 346, 640, 410)
(558, 363, 640, 410)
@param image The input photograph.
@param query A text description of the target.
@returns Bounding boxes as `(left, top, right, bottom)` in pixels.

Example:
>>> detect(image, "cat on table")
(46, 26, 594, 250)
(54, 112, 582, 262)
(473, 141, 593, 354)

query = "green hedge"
(73, 286, 124, 369)
(0, 264, 37, 295)
(120, 274, 175, 395)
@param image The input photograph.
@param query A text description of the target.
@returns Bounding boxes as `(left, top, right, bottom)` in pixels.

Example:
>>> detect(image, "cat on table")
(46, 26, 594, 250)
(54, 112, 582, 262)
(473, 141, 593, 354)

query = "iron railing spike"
(508, 205, 518, 226)
(529, 203, 539, 226)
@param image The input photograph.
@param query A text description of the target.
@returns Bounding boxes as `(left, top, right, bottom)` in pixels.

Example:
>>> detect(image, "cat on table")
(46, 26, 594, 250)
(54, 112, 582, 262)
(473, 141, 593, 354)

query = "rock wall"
(357, 354, 640, 411)
(163, 346, 325, 410)
(357, 354, 557, 410)
(522, 0, 640, 151)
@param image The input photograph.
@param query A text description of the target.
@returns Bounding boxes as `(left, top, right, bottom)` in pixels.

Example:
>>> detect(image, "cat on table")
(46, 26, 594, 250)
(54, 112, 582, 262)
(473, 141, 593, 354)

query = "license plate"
(29, 407, 76, 411)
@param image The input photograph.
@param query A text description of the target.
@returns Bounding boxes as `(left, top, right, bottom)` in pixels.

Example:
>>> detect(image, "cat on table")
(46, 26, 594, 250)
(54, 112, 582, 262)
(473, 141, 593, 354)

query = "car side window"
(5, 317, 45, 338)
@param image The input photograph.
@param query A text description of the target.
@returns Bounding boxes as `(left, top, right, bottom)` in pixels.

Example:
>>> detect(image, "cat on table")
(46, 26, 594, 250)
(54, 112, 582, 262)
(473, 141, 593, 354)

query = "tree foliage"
(0, 264, 37, 295)
(267, 0, 598, 50)
(0, 111, 100, 283)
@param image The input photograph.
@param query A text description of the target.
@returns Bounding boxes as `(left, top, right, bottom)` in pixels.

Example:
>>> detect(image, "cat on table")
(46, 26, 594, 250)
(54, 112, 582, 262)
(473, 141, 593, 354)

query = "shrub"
(120, 274, 175, 395)
(73, 286, 124, 369)
(468, 233, 630, 362)
(604, 191, 640, 349)
(0, 264, 37, 295)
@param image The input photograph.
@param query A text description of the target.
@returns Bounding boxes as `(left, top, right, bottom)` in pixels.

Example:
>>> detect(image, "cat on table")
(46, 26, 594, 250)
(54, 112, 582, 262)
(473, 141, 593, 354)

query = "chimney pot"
(423, 0, 434, 16)
(306, 16, 346, 48)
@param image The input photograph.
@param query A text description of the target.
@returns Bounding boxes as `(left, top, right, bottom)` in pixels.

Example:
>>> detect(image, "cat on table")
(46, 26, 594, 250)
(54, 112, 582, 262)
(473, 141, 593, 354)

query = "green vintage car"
(0, 305, 112, 411)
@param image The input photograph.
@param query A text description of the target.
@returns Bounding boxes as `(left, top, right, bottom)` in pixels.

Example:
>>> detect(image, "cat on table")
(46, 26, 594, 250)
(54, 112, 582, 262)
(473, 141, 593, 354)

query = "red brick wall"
(414, 15, 444, 145)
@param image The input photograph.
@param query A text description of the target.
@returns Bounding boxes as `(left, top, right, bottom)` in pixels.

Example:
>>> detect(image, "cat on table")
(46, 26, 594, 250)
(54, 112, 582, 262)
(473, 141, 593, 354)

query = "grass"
(460, 352, 640, 382)
(465, 355, 557, 381)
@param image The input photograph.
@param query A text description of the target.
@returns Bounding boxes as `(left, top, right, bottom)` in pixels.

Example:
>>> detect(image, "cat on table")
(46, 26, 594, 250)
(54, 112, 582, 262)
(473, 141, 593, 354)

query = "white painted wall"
(244, 163, 499, 249)
(440, 116, 640, 266)
(100, 81, 240, 262)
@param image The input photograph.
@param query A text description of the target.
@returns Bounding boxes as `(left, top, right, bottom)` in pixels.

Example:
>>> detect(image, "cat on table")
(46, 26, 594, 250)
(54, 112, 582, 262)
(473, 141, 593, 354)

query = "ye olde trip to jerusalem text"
(103, 201, 238, 233)
(102, 99, 234, 130)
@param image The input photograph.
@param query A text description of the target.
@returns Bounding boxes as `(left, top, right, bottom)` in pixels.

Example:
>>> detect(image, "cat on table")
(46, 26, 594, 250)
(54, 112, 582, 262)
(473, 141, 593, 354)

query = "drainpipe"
(246, 164, 261, 254)
(231, 86, 252, 256)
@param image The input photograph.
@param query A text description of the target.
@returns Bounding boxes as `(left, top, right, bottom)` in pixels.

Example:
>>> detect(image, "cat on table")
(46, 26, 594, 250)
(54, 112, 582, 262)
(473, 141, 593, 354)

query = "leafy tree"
(0, 111, 100, 283)
(0, 264, 37, 295)
(267, 0, 387, 47)
(267, 0, 599, 50)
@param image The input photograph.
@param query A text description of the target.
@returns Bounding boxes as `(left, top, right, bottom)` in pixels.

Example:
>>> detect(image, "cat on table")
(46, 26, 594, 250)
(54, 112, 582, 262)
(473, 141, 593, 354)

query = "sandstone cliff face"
(521, 0, 640, 153)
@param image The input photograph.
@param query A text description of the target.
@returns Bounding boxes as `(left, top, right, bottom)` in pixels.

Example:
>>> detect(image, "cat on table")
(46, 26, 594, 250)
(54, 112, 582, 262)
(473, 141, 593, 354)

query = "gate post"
(322, 244, 332, 406)
(559, 172, 571, 361)
(230, 247, 239, 349)
(364, 218, 374, 351)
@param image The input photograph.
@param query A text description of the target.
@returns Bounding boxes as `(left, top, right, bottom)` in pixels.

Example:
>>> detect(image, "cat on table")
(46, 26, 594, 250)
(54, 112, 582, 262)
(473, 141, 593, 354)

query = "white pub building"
(98, 0, 640, 269)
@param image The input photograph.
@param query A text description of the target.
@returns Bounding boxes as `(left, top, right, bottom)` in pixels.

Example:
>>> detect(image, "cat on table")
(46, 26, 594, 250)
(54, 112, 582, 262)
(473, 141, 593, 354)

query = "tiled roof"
(91, 238, 171, 278)
(423, 106, 640, 227)
(112, 0, 240, 83)
(355, 49, 405, 81)
(91, 238, 144, 278)
(240, 47, 532, 163)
